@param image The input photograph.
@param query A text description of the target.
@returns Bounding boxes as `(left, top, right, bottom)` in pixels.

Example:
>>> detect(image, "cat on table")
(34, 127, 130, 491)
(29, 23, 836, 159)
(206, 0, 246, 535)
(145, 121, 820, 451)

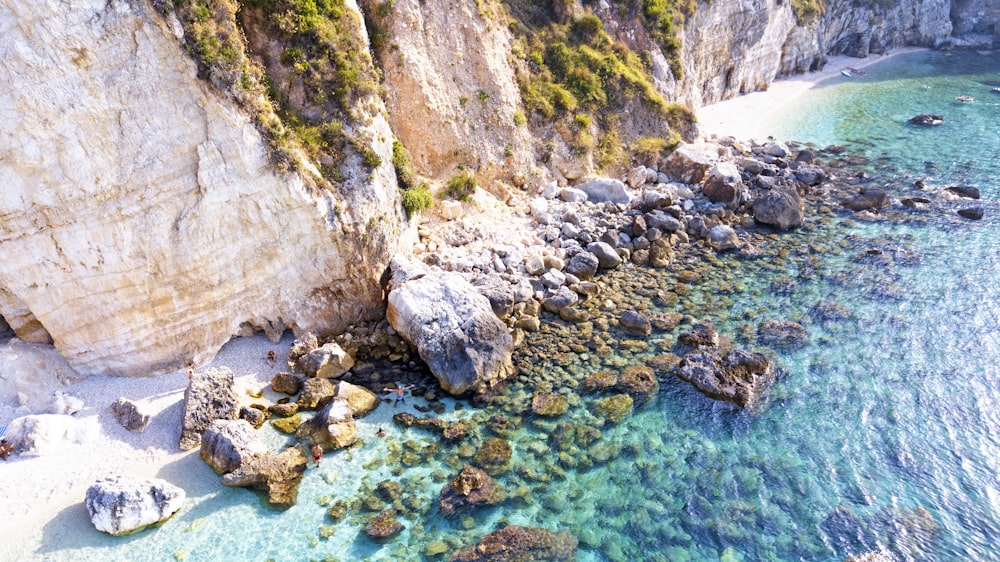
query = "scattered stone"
(663, 143, 716, 184)
(268, 402, 299, 418)
(85, 476, 185, 536)
(334, 381, 380, 418)
(581, 370, 618, 393)
(270, 412, 303, 434)
(843, 187, 889, 212)
(794, 164, 826, 186)
(707, 225, 740, 250)
(565, 251, 599, 280)
(702, 162, 743, 207)
(393, 412, 417, 427)
(449, 525, 578, 562)
(179, 367, 239, 450)
(586, 242, 623, 269)
(439, 464, 506, 516)
(531, 392, 569, 417)
(109, 398, 150, 432)
(958, 207, 984, 220)
(678, 322, 720, 348)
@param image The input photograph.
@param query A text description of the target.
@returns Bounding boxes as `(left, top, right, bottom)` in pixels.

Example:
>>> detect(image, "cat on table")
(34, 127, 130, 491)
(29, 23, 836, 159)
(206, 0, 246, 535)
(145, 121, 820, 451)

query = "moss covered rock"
(364, 508, 403, 542)
(593, 394, 633, 423)
(474, 438, 512, 474)
(531, 392, 569, 417)
(439, 464, 506, 517)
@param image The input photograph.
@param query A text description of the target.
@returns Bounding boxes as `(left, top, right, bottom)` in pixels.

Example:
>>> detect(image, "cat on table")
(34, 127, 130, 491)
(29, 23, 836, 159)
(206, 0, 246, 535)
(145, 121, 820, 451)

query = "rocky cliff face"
(0, 0, 403, 376)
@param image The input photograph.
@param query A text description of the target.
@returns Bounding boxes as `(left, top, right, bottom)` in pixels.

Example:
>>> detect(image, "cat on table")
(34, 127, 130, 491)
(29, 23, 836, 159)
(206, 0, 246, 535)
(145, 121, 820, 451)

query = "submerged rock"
(958, 206, 984, 220)
(449, 525, 578, 562)
(531, 391, 569, 417)
(908, 114, 943, 126)
(179, 367, 239, 450)
(439, 464, 506, 516)
(474, 438, 512, 474)
(617, 365, 659, 404)
(843, 187, 889, 212)
(364, 508, 404, 541)
(387, 256, 515, 397)
(757, 319, 810, 347)
(593, 394, 633, 423)
(674, 348, 775, 412)
(85, 476, 185, 536)
(619, 310, 652, 336)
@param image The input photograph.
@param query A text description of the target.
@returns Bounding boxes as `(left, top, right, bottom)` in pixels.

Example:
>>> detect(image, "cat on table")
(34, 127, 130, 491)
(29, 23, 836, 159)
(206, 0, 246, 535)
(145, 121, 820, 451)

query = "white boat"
(841, 69, 852, 77)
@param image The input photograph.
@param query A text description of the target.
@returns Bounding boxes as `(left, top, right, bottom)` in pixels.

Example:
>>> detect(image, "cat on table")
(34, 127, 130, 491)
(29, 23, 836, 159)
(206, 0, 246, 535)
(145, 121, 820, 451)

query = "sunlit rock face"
(0, 1, 403, 376)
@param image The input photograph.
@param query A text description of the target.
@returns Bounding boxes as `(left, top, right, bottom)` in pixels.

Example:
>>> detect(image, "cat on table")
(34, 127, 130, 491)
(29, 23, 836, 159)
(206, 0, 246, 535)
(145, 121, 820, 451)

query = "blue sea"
(31, 49, 1000, 561)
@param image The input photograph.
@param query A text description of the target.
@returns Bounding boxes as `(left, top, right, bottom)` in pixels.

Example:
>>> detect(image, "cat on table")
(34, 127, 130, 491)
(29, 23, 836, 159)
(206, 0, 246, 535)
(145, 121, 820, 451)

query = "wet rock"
(958, 207, 984, 220)
(586, 242, 623, 269)
(908, 114, 943, 126)
(85, 476, 185, 536)
(268, 402, 299, 418)
(439, 464, 506, 516)
(296, 378, 336, 410)
(543, 286, 579, 314)
(678, 322, 720, 348)
(619, 310, 652, 336)
(109, 397, 149, 432)
(334, 381, 379, 418)
(674, 348, 775, 412)
(593, 394, 633, 423)
(239, 406, 267, 429)
(443, 421, 470, 442)
(179, 367, 239, 450)
(757, 320, 810, 347)
(270, 373, 303, 395)
(387, 256, 515, 397)
(486, 414, 515, 436)
(559, 306, 590, 323)
(843, 187, 889, 212)
(648, 238, 672, 268)
(474, 438, 512, 474)
(393, 412, 417, 427)
(300, 342, 355, 379)
(221, 445, 308, 508)
(200, 419, 268, 474)
(617, 366, 658, 404)
(753, 186, 804, 229)
(270, 412, 303, 434)
(450, 525, 577, 562)
(531, 392, 569, 417)
(576, 177, 631, 205)
(364, 508, 404, 541)
(708, 225, 740, 251)
(794, 164, 826, 186)
(295, 398, 357, 451)
(945, 185, 980, 199)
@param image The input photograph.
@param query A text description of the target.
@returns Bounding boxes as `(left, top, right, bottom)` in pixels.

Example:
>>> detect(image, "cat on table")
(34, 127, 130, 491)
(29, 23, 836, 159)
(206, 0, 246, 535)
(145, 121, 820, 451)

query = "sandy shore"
(696, 47, 927, 141)
(0, 335, 290, 559)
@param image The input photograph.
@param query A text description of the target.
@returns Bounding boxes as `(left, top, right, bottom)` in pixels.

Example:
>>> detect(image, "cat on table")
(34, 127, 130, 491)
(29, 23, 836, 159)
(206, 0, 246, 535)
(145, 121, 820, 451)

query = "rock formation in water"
(1, 0, 997, 379)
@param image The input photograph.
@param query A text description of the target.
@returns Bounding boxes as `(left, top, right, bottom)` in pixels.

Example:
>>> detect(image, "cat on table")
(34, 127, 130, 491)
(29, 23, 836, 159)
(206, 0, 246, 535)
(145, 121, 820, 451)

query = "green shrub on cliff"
(791, 0, 826, 22)
(402, 187, 432, 217)
(446, 169, 477, 201)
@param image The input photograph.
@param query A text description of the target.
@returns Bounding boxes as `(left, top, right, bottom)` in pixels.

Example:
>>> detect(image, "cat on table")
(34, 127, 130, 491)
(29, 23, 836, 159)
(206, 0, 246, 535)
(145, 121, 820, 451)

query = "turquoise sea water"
(34, 49, 1000, 561)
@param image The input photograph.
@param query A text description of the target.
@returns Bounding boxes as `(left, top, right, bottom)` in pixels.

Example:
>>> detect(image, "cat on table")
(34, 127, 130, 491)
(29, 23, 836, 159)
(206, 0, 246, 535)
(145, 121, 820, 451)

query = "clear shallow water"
(34, 49, 1000, 561)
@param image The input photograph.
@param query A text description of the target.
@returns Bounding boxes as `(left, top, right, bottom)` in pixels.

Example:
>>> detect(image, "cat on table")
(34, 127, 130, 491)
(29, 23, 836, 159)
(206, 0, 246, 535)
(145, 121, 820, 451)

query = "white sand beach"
(696, 47, 927, 141)
(0, 335, 291, 559)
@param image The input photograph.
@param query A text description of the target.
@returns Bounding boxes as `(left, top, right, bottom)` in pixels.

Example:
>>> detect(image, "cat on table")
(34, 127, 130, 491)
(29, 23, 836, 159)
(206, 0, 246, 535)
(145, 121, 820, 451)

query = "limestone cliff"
(0, 0, 403, 376)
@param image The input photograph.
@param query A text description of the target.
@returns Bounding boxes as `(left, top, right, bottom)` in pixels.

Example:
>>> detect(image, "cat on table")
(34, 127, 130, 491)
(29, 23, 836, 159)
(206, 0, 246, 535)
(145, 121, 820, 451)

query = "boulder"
(530, 391, 569, 417)
(843, 187, 889, 212)
(707, 225, 740, 251)
(295, 398, 357, 451)
(674, 348, 775, 412)
(440, 200, 464, 220)
(364, 508, 404, 541)
(645, 210, 682, 232)
(794, 165, 826, 186)
(619, 310, 652, 336)
(109, 397, 149, 432)
(702, 162, 744, 207)
(580, 370, 618, 393)
(662, 143, 716, 184)
(575, 177, 631, 205)
(753, 186, 804, 229)
(387, 257, 515, 397)
(178, 367, 238, 450)
(678, 322, 720, 348)
(239, 406, 268, 429)
(200, 419, 268, 475)
(565, 252, 599, 281)
(450, 525, 578, 562)
(617, 366, 659, 404)
(558, 187, 588, 203)
(439, 464, 506, 517)
(296, 377, 337, 410)
(473, 274, 516, 320)
(958, 206, 984, 220)
(299, 342, 355, 379)
(270, 372, 303, 395)
(221, 445, 308, 508)
(586, 242, 623, 269)
(908, 114, 943, 126)
(85, 476, 185, 536)
(334, 381, 380, 418)
(4, 414, 97, 456)
(648, 238, 672, 268)
(762, 141, 789, 157)
(945, 185, 980, 199)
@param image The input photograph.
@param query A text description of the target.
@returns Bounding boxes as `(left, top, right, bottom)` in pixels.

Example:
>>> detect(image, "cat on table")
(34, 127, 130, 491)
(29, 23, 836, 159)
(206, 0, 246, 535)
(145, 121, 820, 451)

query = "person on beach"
(310, 444, 323, 466)
(376, 427, 386, 437)
(266, 350, 276, 367)
(382, 384, 415, 407)
(0, 439, 13, 460)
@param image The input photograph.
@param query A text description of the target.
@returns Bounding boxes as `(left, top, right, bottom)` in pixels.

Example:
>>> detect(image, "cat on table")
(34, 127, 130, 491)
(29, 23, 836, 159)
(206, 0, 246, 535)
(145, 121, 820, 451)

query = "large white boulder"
(85, 476, 185, 536)
(4, 414, 98, 456)
(386, 256, 515, 396)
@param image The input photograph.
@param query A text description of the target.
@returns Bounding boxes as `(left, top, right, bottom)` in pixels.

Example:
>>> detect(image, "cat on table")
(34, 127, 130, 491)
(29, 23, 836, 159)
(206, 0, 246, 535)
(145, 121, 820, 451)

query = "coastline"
(695, 47, 928, 141)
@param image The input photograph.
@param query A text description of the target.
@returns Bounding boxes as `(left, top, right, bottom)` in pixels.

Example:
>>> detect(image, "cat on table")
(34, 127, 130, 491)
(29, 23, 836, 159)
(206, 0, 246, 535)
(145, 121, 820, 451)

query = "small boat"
(992, 87, 1000, 93)
(956, 95, 974, 102)
(847, 67, 866, 75)
(841, 69, 852, 77)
